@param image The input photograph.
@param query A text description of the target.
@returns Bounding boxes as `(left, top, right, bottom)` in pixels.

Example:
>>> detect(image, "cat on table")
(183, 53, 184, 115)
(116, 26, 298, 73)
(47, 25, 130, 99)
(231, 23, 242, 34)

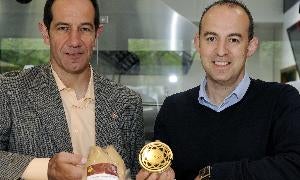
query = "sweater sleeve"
(211, 85, 300, 180)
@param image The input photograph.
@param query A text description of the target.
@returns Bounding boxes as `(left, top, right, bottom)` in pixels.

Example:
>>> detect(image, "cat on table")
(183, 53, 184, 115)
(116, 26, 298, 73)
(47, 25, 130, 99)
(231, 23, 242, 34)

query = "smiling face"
(40, 0, 102, 75)
(195, 4, 258, 87)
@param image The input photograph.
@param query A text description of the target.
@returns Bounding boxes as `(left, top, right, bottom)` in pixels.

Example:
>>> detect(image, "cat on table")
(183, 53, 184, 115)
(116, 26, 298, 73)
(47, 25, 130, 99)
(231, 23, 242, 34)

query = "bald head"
(199, 0, 254, 41)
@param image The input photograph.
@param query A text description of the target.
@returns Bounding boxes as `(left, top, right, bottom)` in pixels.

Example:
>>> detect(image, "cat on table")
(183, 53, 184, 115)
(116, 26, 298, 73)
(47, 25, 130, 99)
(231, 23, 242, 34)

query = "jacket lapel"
(27, 65, 72, 153)
(26, 67, 124, 155)
(93, 73, 124, 153)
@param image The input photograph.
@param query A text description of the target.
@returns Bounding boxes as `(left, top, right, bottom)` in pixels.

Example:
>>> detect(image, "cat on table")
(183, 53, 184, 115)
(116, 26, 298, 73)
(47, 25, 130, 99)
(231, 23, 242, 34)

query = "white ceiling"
(162, 0, 284, 23)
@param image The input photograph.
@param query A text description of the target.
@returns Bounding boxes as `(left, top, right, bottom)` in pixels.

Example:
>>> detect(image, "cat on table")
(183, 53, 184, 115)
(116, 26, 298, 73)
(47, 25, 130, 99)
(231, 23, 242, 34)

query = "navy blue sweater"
(154, 79, 300, 180)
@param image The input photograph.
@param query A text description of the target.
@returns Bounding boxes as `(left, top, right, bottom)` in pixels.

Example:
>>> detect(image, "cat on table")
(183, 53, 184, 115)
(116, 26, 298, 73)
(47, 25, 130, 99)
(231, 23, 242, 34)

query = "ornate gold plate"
(139, 141, 173, 173)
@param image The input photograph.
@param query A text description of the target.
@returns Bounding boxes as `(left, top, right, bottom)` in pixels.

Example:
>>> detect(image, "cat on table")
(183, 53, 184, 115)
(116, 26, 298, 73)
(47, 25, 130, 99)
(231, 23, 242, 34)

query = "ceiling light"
(169, 75, 178, 83)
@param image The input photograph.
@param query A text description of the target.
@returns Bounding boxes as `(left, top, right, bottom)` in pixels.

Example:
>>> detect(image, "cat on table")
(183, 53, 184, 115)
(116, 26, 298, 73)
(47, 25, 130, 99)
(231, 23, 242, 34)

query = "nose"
(216, 40, 228, 57)
(68, 29, 82, 48)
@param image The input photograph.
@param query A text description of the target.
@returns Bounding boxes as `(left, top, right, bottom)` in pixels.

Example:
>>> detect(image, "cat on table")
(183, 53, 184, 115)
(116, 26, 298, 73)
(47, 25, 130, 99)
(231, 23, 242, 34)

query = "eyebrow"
(203, 31, 242, 38)
(54, 22, 70, 27)
(203, 31, 217, 37)
(54, 22, 94, 29)
(228, 33, 242, 38)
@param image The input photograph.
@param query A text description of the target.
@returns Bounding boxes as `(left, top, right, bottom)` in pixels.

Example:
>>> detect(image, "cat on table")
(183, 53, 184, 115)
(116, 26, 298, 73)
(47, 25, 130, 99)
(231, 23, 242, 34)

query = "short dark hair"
(43, 0, 100, 31)
(199, 0, 254, 41)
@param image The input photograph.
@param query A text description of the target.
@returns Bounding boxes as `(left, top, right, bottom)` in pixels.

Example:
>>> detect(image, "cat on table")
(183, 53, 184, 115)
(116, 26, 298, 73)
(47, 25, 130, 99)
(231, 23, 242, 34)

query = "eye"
(206, 36, 216, 42)
(57, 26, 70, 32)
(80, 27, 93, 33)
(228, 38, 240, 43)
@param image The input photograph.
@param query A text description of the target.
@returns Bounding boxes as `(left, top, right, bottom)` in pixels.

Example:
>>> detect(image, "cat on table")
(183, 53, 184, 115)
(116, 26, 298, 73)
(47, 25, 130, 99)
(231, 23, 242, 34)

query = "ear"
(193, 32, 200, 52)
(38, 22, 50, 45)
(246, 36, 259, 57)
(95, 24, 104, 38)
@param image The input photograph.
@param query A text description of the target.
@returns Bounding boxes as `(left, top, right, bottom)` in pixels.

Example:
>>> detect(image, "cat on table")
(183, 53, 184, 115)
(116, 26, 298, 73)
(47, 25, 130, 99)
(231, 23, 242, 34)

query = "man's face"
(41, 0, 102, 74)
(195, 5, 258, 86)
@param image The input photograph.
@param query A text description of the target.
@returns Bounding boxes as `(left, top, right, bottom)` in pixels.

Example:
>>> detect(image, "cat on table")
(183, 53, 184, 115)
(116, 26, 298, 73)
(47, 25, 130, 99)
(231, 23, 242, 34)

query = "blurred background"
(0, 0, 299, 140)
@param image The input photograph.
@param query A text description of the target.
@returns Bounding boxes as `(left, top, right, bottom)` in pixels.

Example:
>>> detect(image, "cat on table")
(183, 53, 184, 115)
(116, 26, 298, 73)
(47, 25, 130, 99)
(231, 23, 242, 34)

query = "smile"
(213, 61, 231, 66)
(65, 52, 84, 59)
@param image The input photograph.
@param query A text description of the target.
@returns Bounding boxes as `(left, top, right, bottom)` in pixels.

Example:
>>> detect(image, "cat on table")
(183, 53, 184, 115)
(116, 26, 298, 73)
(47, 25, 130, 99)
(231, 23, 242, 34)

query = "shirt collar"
(231, 72, 250, 100)
(51, 67, 66, 91)
(199, 77, 209, 102)
(51, 66, 95, 101)
(199, 72, 250, 102)
(85, 70, 94, 100)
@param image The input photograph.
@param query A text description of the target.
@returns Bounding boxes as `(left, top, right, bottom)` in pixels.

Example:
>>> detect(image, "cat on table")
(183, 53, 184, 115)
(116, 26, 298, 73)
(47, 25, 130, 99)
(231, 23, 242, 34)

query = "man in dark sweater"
(152, 0, 300, 180)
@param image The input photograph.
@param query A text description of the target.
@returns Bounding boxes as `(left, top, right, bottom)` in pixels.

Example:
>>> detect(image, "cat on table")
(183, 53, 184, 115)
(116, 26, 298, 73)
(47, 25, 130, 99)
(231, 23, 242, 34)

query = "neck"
(206, 81, 236, 105)
(206, 75, 244, 105)
(52, 65, 91, 100)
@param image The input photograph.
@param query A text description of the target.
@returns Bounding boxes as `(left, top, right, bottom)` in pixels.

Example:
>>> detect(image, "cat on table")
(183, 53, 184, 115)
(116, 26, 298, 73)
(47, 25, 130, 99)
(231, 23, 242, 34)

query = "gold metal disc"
(139, 140, 173, 173)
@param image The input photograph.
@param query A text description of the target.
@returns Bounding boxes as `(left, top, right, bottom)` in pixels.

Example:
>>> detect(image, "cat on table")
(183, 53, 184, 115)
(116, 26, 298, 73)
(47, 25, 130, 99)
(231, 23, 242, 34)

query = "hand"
(194, 175, 201, 180)
(47, 152, 86, 180)
(136, 167, 175, 180)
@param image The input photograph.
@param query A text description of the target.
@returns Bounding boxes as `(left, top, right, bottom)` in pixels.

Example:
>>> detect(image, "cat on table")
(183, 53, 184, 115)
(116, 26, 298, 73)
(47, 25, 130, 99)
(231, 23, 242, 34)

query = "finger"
(67, 165, 84, 179)
(158, 172, 169, 180)
(48, 154, 84, 180)
(166, 168, 175, 179)
(56, 152, 85, 166)
(136, 169, 151, 180)
(194, 175, 201, 180)
(146, 173, 159, 180)
(158, 168, 174, 180)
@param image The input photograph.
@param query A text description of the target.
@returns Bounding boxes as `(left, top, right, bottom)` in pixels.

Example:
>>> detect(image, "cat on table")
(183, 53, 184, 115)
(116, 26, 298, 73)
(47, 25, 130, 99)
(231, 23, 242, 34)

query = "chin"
(64, 67, 85, 74)
(67, 63, 89, 73)
(210, 75, 232, 84)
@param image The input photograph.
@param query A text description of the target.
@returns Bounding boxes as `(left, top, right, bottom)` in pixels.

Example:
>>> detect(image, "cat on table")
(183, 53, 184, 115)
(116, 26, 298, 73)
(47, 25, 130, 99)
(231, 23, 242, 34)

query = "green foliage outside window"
(0, 38, 49, 73)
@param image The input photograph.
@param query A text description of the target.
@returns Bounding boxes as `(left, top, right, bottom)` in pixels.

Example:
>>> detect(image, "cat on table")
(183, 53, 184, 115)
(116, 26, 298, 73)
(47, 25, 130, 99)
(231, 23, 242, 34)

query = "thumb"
(64, 153, 86, 166)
